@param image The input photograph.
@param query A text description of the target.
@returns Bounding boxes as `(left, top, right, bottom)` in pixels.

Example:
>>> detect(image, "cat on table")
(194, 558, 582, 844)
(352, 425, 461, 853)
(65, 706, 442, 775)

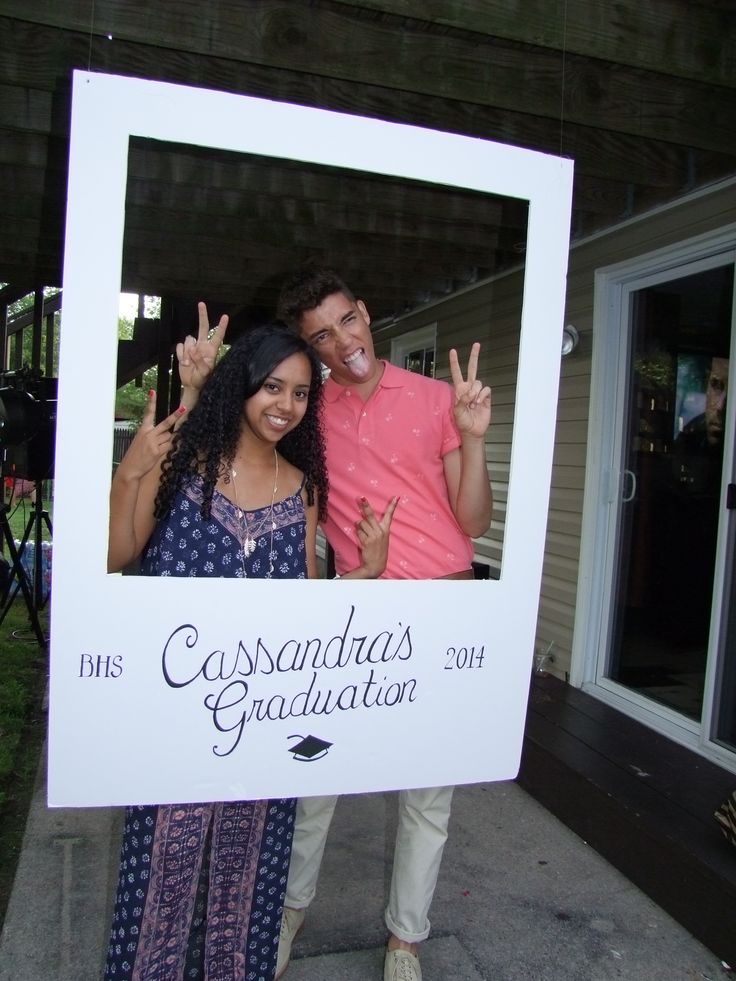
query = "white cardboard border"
(49, 71, 573, 807)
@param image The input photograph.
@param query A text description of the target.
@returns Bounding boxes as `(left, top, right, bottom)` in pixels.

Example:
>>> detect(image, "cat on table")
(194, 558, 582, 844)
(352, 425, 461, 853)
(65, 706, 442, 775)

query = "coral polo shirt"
(321, 361, 474, 579)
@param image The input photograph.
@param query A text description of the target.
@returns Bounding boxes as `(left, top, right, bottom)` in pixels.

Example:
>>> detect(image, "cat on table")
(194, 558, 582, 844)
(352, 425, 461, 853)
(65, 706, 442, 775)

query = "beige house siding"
(372, 275, 523, 578)
(371, 175, 736, 682)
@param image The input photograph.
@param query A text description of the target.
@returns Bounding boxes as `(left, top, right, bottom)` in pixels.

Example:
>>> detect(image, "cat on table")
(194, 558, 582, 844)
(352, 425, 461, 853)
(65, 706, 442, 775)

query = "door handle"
(622, 469, 637, 503)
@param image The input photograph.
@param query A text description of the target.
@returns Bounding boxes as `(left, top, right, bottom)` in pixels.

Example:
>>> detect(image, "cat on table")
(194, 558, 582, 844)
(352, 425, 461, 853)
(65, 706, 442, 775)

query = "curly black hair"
(155, 324, 329, 522)
(276, 264, 355, 330)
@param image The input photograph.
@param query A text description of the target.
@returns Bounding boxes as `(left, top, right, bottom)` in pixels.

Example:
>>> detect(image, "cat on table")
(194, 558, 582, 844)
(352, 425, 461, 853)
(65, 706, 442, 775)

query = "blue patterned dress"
(105, 475, 307, 981)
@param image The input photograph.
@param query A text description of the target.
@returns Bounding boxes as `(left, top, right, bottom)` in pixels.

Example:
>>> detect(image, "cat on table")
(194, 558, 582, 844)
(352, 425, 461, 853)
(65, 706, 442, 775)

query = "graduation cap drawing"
(288, 734, 333, 762)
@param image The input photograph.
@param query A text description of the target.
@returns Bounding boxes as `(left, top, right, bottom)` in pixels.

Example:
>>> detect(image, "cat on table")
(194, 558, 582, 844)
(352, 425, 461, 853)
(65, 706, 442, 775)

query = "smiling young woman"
(103, 312, 396, 981)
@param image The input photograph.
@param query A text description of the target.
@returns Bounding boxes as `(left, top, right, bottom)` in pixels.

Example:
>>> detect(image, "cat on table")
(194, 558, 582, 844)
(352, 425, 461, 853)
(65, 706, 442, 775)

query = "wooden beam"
(329, 0, 736, 87)
(0, 7, 733, 153)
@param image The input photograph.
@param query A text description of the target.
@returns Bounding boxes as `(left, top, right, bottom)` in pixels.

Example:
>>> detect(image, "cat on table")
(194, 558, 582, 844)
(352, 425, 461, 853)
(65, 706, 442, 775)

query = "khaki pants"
(285, 786, 454, 943)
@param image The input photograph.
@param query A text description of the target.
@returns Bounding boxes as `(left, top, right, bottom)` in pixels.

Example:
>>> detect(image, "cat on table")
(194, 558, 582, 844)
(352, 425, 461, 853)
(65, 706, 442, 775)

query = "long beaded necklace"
(230, 448, 279, 578)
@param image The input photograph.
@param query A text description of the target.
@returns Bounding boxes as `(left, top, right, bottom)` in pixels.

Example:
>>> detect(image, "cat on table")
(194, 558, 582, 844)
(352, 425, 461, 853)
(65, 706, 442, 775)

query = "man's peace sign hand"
(449, 342, 492, 438)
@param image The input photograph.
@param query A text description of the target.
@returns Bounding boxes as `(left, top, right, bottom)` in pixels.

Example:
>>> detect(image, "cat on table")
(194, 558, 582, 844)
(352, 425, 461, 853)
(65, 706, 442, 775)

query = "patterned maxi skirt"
(104, 799, 296, 981)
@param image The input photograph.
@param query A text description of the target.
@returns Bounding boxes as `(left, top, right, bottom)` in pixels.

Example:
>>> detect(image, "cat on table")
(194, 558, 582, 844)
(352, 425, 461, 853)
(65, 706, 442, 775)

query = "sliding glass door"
(591, 248, 736, 764)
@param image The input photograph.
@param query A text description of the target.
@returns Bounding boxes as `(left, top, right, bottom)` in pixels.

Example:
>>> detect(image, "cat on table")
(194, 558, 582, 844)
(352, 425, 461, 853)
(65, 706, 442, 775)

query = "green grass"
(3, 483, 53, 545)
(0, 609, 47, 798)
(0, 602, 48, 929)
(0, 489, 52, 928)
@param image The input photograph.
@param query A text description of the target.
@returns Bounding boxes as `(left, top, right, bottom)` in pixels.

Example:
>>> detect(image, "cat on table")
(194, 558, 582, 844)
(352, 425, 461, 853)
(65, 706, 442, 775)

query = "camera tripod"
(0, 482, 52, 648)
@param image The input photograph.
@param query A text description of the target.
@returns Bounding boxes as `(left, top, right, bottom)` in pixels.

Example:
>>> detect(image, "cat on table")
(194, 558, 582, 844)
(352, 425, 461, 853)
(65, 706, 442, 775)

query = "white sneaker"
(275, 906, 306, 979)
(384, 948, 422, 981)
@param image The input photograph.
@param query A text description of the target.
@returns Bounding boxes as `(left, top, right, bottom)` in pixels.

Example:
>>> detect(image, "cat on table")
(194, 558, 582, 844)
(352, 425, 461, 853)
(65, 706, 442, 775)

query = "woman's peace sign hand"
(118, 391, 185, 481)
(176, 301, 228, 392)
(449, 342, 492, 438)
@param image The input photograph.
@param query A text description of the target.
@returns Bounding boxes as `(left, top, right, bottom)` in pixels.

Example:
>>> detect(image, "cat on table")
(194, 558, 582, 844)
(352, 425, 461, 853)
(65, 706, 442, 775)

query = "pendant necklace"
(231, 449, 279, 578)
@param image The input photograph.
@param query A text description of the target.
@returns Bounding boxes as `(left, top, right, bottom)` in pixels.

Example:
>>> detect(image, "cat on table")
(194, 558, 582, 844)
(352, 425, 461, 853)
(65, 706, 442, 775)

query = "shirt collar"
(322, 360, 404, 403)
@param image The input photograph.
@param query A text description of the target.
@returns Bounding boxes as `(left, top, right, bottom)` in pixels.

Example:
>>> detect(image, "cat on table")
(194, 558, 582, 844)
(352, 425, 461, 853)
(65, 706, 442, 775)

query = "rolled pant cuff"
(283, 898, 312, 911)
(384, 908, 430, 944)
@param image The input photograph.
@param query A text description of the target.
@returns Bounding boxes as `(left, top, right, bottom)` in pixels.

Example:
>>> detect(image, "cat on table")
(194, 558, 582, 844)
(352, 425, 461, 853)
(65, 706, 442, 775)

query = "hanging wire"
(87, 0, 96, 71)
(559, 0, 569, 156)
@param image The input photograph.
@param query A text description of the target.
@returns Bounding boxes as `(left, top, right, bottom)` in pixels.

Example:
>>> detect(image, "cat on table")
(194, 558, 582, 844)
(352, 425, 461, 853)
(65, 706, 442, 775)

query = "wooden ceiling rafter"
(2, 5, 734, 154)
(330, 0, 736, 87)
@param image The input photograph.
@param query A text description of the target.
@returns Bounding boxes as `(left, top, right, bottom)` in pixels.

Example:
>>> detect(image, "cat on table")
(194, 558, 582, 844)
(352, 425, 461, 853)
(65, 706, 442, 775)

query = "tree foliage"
(3, 288, 61, 378)
(2, 288, 161, 424)
(115, 305, 159, 423)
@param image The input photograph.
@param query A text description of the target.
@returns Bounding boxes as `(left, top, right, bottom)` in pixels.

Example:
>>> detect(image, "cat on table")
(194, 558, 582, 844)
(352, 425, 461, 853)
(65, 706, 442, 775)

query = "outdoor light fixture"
(561, 323, 580, 357)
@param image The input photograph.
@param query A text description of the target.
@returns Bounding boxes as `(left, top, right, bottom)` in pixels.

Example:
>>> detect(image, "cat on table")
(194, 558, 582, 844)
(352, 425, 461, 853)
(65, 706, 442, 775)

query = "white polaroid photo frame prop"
(49, 71, 573, 806)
